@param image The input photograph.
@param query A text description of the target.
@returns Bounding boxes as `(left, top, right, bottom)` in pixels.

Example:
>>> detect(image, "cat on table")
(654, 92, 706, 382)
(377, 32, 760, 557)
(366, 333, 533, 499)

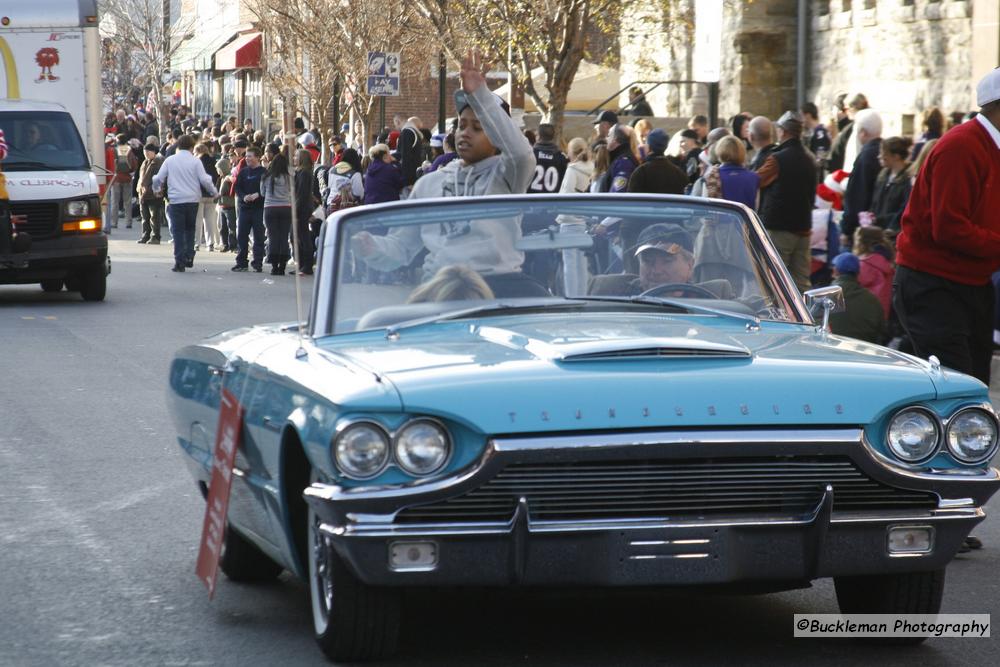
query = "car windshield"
(328, 197, 803, 334)
(0, 111, 90, 171)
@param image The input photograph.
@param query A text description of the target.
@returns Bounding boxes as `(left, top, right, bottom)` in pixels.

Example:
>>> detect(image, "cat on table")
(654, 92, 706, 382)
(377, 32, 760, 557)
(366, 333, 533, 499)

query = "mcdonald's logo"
(0, 36, 21, 99)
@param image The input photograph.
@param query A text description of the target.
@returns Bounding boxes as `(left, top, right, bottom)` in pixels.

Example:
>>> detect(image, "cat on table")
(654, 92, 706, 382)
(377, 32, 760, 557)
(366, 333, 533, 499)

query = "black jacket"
(841, 138, 883, 238)
(627, 155, 687, 194)
(527, 141, 568, 193)
(628, 98, 653, 117)
(869, 167, 911, 232)
(757, 138, 816, 234)
(748, 143, 778, 172)
(398, 126, 423, 187)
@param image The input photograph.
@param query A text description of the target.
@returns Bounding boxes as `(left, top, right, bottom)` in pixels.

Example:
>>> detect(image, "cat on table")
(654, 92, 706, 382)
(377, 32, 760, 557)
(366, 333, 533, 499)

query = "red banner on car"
(195, 387, 243, 599)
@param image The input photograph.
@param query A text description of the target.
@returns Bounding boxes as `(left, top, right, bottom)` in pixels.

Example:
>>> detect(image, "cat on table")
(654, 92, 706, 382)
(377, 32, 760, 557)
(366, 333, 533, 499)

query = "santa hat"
(815, 183, 842, 211)
(825, 169, 849, 195)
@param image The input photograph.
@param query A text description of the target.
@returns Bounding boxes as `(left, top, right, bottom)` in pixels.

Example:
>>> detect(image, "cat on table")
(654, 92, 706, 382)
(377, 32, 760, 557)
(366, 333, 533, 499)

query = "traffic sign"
(367, 51, 400, 96)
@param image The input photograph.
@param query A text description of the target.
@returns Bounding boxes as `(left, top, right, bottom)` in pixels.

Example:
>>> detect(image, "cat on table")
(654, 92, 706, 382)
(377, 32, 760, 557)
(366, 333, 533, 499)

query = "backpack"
(326, 173, 359, 214)
(115, 147, 132, 176)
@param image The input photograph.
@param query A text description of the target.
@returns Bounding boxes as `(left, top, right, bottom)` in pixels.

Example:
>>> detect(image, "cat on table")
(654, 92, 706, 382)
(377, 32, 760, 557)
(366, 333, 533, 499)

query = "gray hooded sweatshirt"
(359, 85, 535, 279)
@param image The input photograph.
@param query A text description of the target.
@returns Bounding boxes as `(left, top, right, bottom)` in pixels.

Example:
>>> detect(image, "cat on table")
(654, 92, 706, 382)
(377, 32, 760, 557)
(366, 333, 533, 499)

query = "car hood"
(317, 313, 982, 434)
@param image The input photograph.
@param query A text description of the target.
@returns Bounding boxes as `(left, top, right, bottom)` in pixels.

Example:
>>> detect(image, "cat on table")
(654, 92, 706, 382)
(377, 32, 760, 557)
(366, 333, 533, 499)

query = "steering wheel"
(639, 282, 720, 299)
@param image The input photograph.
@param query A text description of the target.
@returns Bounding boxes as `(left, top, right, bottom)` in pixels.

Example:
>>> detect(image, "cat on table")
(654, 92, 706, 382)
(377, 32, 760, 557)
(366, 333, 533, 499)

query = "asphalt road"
(1, 229, 998, 666)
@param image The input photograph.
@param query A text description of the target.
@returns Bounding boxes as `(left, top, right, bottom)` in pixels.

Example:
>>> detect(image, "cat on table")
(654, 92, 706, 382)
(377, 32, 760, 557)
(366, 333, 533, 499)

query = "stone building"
(617, 0, 1000, 138)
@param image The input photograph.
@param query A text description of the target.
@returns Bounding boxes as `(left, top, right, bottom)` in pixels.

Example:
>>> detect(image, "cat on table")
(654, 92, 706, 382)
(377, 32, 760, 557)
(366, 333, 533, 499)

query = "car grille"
(9, 202, 60, 240)
(393, 456, 939, 523)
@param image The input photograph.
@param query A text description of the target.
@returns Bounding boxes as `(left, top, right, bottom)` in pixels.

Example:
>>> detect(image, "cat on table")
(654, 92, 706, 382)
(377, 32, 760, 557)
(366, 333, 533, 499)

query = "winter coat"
(363, 160, 404, 205)
(842, 138, 883, 238)
(136, 154, 164, 201)
(858, 252, 894, 319)
(869, 167, 912, 232)
(559, 160, 595, 194)
(627, 155, 687, 195)
(828, 274, 886, 344)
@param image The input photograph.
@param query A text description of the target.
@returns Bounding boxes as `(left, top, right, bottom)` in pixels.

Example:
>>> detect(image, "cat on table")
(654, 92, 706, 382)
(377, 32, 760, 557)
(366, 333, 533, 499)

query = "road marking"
(21, 316, 34, 320)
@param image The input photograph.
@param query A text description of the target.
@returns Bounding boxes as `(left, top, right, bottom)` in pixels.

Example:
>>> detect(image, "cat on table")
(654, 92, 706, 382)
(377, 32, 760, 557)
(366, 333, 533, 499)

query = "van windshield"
(0, 111, 90, 171)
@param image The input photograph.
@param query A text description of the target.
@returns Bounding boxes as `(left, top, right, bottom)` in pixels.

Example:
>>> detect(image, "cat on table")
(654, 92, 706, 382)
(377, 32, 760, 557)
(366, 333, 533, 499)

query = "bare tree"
(248, 0, 437, 154)
(413, 0, 683, 137)
(101, 36, 146, 114)
(99, 0, 196, 138)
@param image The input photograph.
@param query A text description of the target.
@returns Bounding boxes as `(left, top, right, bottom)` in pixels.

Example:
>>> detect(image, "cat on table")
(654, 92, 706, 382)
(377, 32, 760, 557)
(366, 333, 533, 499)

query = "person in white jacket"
(352, 51, 545, 297)
(559, 138, 595, 193)
(152, 134, 218, 272)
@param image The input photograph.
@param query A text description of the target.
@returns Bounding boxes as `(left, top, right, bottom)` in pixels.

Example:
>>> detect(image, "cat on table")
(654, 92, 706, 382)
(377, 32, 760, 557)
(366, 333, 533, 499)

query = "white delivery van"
(0, 0, 109, 300)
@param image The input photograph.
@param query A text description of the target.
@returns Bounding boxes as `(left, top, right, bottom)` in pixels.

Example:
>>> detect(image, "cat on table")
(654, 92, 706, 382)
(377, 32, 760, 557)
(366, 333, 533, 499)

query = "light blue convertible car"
(168, 195, 999, 661)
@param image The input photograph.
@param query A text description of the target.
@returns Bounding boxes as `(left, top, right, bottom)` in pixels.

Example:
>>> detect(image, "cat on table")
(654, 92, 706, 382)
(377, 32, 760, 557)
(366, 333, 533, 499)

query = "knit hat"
(832, 252, 860, 275)
(645, 128, 669, 154)
(430, 133, 445, 148)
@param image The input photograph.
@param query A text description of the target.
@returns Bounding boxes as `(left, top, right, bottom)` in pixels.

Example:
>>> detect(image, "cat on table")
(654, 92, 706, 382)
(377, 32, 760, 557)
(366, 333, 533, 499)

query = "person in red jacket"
(893, 68, 1000, 386)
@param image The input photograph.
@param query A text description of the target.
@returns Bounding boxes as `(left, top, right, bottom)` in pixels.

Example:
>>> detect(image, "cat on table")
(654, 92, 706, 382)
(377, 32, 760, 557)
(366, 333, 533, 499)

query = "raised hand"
(460, 50, 490, 95)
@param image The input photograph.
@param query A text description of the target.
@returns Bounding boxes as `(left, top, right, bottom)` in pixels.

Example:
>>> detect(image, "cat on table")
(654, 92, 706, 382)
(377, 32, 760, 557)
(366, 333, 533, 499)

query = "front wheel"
(78, 265, 106, 302)
(835, 569, 945, 644)
(308, 474, 400, 661)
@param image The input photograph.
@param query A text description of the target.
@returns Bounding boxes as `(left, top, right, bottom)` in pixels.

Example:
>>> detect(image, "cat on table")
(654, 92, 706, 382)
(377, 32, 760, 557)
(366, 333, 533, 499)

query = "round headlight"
(334, 423, 389, 478)
(887, 408, 940, 462)
(394, 420, 450, 476)
(946, 409, 999, 463)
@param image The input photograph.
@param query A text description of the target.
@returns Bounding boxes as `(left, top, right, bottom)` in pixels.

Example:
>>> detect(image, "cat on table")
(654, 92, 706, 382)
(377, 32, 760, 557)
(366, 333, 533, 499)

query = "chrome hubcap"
(310, 512, 333, 626)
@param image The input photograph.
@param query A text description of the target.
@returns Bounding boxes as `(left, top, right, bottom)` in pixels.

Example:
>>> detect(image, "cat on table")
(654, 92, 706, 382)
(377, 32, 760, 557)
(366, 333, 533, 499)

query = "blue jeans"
(235, 205, 265, 268)
(167, 202, 199, 266)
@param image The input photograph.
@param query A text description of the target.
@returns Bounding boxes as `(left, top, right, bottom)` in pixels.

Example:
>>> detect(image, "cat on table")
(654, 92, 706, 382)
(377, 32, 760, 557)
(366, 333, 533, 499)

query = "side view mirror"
(803, 285, 845, 330)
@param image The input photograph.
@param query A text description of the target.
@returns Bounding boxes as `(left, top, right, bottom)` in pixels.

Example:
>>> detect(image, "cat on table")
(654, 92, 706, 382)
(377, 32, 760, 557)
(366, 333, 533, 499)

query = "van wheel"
(79, 265, 106, 301)
(308, 470, 400, 661)
(40, 280, 63, 292)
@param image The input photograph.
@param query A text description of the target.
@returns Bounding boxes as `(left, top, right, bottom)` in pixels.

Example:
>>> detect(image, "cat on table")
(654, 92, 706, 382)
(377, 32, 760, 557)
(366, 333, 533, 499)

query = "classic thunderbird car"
(169, 195, 1000, 661)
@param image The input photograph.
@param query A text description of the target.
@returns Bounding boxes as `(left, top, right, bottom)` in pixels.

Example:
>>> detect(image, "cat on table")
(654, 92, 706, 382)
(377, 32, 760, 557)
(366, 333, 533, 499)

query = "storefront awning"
(214, 33, 262, 71)
(171, 31, 237, 72)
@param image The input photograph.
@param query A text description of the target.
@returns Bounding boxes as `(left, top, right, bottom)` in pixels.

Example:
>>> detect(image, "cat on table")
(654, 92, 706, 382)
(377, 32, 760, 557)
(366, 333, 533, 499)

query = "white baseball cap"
(976, 68, 1000, 107)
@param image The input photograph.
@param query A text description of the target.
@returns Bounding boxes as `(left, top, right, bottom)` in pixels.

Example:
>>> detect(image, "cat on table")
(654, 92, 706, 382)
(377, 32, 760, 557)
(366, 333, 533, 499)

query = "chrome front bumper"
(304, 428, 999, 587)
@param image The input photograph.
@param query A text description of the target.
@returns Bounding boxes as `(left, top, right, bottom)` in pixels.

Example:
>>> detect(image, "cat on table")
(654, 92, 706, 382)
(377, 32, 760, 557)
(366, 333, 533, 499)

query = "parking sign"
(367, 51, 400, 96)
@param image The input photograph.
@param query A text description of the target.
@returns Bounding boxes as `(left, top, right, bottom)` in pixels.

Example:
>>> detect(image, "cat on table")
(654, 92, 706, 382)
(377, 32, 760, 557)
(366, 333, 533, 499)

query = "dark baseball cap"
(634, 224, 694, 252)
(832, 252, 860, 274)
(233, 139, 248, 148)
(646, 128, 669, 154)
(594, 109, 618, 126)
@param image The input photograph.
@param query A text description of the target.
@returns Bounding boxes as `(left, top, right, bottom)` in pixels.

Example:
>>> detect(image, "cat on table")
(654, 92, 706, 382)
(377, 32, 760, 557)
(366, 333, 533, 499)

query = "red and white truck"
(0, 0, 109, 300)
